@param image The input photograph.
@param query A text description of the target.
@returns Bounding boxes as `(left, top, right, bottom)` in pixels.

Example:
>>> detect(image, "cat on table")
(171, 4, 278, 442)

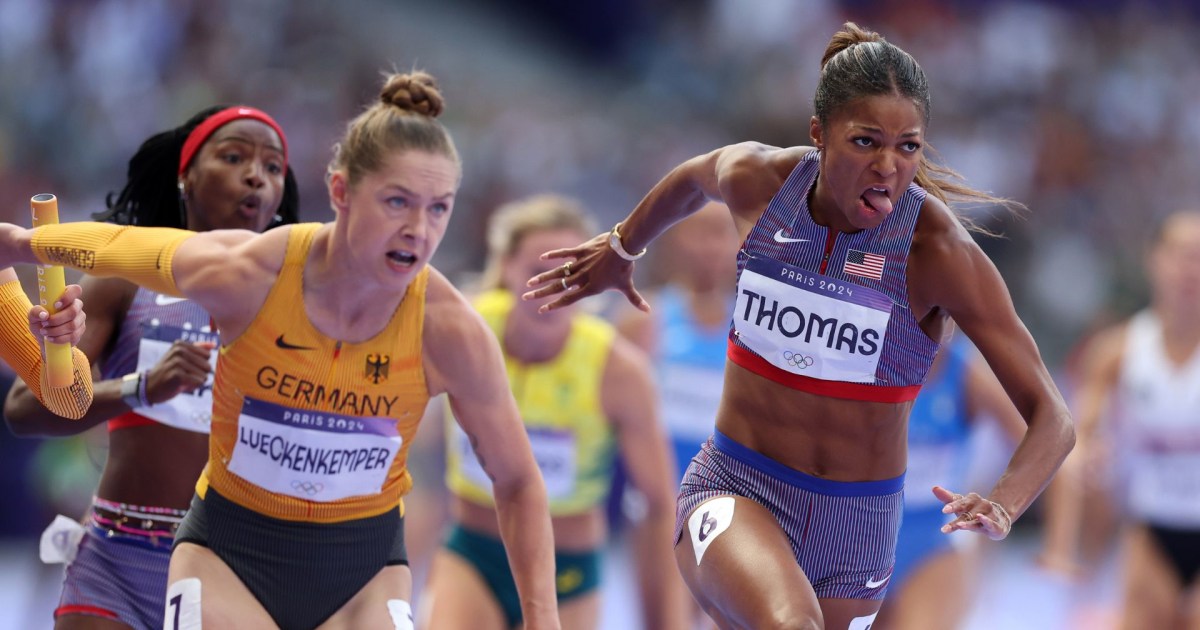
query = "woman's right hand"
(143, 340, 215, 404)
(27, 284, 85, 345)
(522, 231, 648, 313)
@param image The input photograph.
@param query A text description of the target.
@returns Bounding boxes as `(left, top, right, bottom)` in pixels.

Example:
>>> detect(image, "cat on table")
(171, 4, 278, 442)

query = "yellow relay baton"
(30, 193, 73, 388)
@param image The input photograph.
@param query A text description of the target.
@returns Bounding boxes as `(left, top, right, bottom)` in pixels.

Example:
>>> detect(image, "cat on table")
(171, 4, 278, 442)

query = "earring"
(177, 182, 188, 229)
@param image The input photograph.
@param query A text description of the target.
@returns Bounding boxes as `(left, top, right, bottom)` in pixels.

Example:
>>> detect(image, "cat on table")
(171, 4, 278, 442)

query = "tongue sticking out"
(862, 189, 893, 214)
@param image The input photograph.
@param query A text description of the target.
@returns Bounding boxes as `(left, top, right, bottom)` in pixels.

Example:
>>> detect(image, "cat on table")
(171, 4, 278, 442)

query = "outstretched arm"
(6, 275, 128, 434)
(603, 337, 688, 630)
(423, 272, 560, 630)
(0, 268, 92, 420)
(910, 198, 1075, 540)
(523, 143, 807, 312)
(0, 221, 287, 339)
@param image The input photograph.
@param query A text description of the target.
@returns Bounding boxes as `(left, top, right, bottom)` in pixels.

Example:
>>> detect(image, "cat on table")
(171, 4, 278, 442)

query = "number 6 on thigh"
(675, 495, 822, 629)
(687, 496, 736, 565)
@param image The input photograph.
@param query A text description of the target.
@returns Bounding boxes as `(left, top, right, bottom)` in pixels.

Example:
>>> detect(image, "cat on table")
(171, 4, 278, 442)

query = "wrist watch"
(608, 222, 648, 261)
(120, 372, 142, 409)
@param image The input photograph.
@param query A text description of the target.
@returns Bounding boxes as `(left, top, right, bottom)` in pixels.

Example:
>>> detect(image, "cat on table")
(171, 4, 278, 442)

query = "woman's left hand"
(522, 231, 648, 313)
(932, 485, 1013, 541)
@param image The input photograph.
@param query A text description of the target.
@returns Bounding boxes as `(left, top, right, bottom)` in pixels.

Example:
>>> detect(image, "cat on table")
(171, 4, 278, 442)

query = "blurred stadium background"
(2, 0, 1196, 627)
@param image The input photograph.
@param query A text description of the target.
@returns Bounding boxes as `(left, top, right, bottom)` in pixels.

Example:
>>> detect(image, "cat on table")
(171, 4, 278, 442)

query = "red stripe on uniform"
(56, 605, 120, 619)
(107, 412, 158, 432)
(727, 340, 922, 403)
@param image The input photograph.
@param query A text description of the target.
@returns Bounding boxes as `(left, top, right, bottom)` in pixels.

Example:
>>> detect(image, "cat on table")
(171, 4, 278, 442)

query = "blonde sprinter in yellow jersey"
(421, 196, 688, 630)
(0, 267, 91, 418)
(0, 72, 559, 630)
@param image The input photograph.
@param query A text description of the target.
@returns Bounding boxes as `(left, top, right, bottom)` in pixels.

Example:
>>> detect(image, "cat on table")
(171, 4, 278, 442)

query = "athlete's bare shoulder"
(421, 268, 500, 397)
(238, 223, 301, 277)
(716, 143, 811, 182)
(715, 144, 814, 230)
(422, 267, 473, 319)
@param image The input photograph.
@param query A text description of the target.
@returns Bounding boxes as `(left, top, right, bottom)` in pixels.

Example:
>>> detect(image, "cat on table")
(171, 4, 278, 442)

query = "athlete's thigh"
(557, 591, 600, 630)
(418, 550, 508, 630)
(54, 616, 134, 630)
(817, 597, 889, 630)
(875, 550, 968, 630)
(1187, 581, 1200, 630)
(318, 564, 412, 630)
(166, 542, 276, 630)
(675, 495, 822, 629)
(1119, 526, 1182, 630)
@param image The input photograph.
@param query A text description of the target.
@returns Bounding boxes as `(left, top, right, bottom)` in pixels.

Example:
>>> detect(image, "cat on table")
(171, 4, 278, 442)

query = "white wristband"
(608, 222, 647, 261)
(120, 372, 142, 409)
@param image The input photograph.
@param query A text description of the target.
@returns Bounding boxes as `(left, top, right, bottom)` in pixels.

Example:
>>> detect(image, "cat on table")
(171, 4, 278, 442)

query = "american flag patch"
(843, 249, 885, 280)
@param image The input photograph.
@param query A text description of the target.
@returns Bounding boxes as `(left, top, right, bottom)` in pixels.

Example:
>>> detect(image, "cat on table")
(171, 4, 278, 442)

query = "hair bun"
(380, 71, 445, 118)
(820, 22, 885, 70)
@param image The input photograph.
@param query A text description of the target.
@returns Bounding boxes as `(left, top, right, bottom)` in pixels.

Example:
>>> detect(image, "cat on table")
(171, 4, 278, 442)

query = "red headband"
(177, 106, 288, 177)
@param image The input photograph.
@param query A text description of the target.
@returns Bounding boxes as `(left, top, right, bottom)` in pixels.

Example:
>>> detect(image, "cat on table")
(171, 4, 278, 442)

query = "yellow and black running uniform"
(198, 223, 430, 523)
(175, 223, 430, 629)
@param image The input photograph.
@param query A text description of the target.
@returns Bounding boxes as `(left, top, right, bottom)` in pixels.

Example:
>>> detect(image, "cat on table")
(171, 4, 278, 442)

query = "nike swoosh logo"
(865, 575, 890, 589)
(275, 334, 317, 351)
(154, 294, 189, 306)
(773, 229, 809, 244)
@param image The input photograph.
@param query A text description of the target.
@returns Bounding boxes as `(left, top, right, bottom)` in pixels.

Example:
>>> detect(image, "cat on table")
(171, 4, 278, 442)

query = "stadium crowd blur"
(1, 0, 1196, 627)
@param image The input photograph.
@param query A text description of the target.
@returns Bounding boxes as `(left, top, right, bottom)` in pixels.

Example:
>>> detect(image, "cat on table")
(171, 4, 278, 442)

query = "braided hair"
(329, 71, 459, 186)
(94, 105, 299, 228)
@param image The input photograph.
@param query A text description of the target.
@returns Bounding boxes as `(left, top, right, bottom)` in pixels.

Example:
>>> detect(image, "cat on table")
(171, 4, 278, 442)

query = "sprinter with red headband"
(4, 104, 298, 630)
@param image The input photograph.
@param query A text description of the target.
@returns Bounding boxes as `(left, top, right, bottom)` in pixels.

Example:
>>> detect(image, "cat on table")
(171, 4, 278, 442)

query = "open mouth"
(859, 186, 893, 215)
(387, 250, 418, 268)
(238, 194, 263, 218)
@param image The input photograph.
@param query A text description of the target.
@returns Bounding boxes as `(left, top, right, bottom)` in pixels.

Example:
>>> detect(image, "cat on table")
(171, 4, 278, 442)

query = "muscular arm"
(1, 222, 289, 341)
(964, 349, 1027, 443)
(909, 199, 1075, 525)
(423, 271, 559, 630)
(528, 144, 808, 311)
(5, 275, 132, 435)
(0, 269, 92, 421)
(602, 337, 687, 630)
(619, 142, 809, 253)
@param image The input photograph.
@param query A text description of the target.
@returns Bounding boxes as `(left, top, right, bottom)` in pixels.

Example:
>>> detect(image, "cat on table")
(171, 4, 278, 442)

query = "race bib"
(227, 397, 402, 502)
(734, 256, 893, 383)
(132, 323, 218, 434)
(457, 425, 577, 499)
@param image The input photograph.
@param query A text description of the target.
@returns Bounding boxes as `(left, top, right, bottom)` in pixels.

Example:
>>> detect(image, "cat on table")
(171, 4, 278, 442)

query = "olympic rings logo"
(291, 480, 325, 496)
(782, 351, 814, 369)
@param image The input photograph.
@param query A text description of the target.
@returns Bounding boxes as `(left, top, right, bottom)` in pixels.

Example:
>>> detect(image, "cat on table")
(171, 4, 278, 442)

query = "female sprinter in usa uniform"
(0, 71, 558, 630)
(5, 105, 297, 630)
(525, 23, 1075, 630)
